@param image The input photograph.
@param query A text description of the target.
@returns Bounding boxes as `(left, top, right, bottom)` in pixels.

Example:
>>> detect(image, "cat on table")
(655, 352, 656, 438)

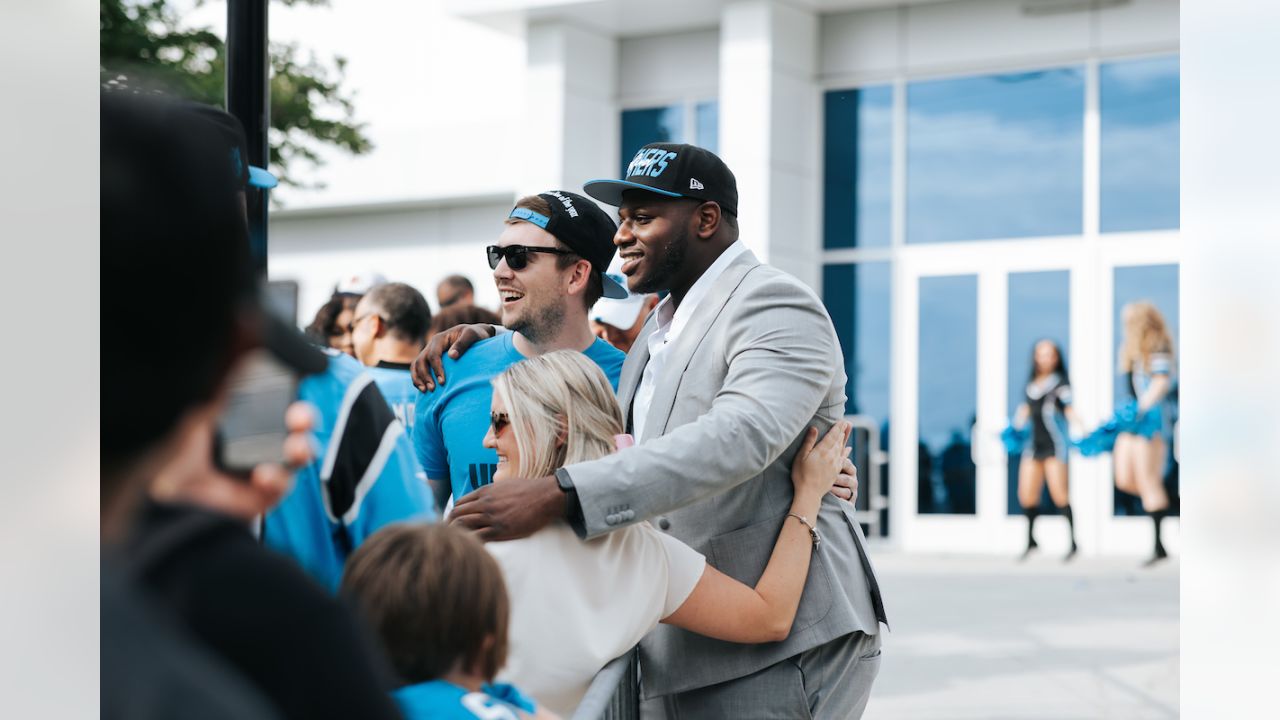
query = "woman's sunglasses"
(490, 411, 510, 435)
(487, 244, 575, 271)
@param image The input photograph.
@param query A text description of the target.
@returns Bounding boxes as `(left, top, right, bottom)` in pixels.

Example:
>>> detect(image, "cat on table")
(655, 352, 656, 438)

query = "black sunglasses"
(487, 244, 576, 271)
(490, 411, 510, 435)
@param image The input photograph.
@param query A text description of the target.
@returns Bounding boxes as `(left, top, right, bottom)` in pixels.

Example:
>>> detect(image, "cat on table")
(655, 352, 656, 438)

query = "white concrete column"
(521, 21, 618, 199)
(719, 0, 821, 288)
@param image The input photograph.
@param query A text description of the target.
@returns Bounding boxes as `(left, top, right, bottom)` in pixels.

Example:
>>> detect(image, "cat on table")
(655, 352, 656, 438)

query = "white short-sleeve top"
(486, 521, 706, 716)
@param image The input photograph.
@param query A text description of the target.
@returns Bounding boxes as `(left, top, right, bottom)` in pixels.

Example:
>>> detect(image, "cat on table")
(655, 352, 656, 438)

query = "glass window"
(824, 86, 893, 248)
(1112, 264, 1180, 517)
(824, 262, 892, 533)
(620, 105, 684, 175)
(906, 68, 1085, 244)
(918, 275, 977, 514)
(695, 101, 719, 154)
(1006, 271, 1071, 515)
(1101, 56, 1180, 233)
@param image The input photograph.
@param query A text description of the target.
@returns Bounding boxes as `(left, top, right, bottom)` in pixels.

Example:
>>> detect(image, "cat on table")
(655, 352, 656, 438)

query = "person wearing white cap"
(590, 273, 659, 353)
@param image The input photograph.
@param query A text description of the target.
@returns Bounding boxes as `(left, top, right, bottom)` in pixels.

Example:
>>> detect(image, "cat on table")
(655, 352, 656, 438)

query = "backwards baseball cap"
(507, 191, 628, 299)
(583, 143, 737, 217)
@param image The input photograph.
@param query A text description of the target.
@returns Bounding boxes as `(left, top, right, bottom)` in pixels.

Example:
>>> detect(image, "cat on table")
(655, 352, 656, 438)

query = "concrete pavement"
(865, 552, 1178, 719)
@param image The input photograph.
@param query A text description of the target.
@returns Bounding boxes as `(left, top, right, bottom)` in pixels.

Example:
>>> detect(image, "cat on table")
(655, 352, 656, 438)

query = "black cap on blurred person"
(584, 143, 738, 217)
(101, 91, 323, 470)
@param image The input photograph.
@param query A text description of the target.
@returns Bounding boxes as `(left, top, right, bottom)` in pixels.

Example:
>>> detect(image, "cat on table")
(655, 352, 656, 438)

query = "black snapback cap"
(583, 143, 738, 217)
(508, 191, 628, 299)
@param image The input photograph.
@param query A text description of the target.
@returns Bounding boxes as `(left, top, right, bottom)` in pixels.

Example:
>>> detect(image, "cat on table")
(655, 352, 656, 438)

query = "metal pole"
(226, 0, 270, 277)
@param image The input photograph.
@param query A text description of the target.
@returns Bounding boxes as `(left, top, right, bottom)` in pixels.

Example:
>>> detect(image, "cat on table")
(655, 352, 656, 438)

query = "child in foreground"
(340, 523, 557, 720)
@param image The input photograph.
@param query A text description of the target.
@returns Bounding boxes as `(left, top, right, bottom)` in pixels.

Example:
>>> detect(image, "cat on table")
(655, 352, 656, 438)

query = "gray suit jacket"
(561, 249, 886, 698)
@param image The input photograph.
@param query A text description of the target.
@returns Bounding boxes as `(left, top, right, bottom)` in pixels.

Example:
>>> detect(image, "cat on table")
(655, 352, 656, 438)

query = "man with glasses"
(350, 281, 433, 435)
(413, 191, 627, 509)
(436, 274, 476, 311)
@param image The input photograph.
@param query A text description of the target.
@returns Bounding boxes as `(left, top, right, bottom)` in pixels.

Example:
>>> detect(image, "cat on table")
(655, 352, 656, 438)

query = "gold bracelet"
(787, 512, 821, 547)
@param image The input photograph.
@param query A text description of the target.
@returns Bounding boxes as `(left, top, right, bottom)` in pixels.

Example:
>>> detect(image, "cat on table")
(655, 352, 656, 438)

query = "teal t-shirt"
(393, 680, 535, 720)
(414, 333, 624, 502)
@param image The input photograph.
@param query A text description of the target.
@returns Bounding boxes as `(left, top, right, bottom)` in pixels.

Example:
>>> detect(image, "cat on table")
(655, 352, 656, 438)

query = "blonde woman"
(479, 350, 850, 715)
(1114, 301, 1176, 565)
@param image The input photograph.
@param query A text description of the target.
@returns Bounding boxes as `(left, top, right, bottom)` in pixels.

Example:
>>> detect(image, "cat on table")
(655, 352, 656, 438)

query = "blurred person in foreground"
(101, 92, 401, 720)
(437, 274, 476, 311)
(1115, 301, 1177, 565)
(1008, 339, 1082, 561)
(351, 281, 433, 435)
(412, 192, 628, 512)
(589, 272, 658, 353)
(304, 271, 387, 355)
(414, 145, 881, 718)
(476, 351, 850, 714)
(342, 524, 553, 720)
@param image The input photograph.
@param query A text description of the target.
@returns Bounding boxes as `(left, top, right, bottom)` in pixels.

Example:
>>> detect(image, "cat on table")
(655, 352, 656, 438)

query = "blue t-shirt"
(414, 333, 624, 502)
(263, 351, 436, 591)
(393, 680, 535, 720)
(367, 361, 420, 440)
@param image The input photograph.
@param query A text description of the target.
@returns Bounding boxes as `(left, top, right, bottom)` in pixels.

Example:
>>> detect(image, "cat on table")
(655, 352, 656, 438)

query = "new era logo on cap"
(690, 178, 704, 190)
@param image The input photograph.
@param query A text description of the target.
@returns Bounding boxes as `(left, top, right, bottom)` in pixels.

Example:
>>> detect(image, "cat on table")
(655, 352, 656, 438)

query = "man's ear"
(695, 201, 721, 239)
(566, 258, 592, 296)
(372, 315, 389, 339)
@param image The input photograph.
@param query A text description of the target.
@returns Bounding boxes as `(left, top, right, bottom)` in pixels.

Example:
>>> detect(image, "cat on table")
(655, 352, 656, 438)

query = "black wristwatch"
(554, 468, 586, 537)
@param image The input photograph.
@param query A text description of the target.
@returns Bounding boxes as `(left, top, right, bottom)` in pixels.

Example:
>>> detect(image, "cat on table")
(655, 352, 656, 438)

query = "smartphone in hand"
(216, 280, 312, 477)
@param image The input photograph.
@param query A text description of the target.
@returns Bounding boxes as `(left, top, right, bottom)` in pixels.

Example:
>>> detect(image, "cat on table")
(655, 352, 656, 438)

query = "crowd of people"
(102, 92, 880, 720)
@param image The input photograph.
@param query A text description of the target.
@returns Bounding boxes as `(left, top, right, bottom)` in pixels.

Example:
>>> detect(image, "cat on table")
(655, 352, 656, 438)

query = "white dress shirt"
(632, 240, 749, 442)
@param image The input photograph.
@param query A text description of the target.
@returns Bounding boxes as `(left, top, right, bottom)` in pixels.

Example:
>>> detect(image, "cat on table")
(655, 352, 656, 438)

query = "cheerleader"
(1010, 340, 1081, 560)
(1114, 301, 1175, 566)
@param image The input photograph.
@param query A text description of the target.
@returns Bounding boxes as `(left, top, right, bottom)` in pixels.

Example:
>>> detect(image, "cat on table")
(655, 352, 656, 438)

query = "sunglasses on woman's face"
(487, 244, 575, 271)
(490, 411, 510, 435)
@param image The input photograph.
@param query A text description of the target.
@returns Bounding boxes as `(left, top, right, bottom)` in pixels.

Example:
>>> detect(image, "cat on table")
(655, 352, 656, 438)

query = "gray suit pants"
(642, 631, 882, 719)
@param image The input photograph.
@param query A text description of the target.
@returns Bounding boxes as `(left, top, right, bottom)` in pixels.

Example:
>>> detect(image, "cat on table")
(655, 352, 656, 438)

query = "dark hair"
(363, 282, 432, 342)
(340, 524, 510, 685)
(511, 195, 604, 308)
(1028, 339, 1070, 385)
(437, 274, 474, 301)
(429, 304, 502, 337)
(304, 293, 361, 346)
(101, 92, 254, 475)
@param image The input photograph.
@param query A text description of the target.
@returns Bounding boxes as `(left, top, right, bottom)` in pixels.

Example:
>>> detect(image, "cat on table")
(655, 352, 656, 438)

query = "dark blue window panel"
(824, 261, 892, 536)
(907, 68, 1085, 244)
(695, 101, 719, 154)
(1006, 270, 1071, 515)
(824, 86, 893, 249)
(1101, 56, 1180, 233)
(1112, 264, 1180, 517)
(823, 262, 891, 426)
(620, 106, 684, 176)
(918, 275, 977, 514)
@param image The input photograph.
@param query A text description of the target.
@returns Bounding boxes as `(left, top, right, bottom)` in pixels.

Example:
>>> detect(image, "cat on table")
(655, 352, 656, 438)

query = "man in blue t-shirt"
(351, 281, 433, 440)
(415, 191, 629, 507)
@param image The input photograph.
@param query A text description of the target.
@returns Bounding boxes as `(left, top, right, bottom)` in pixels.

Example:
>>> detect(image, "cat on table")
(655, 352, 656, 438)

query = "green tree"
(100, 0, 372, 190)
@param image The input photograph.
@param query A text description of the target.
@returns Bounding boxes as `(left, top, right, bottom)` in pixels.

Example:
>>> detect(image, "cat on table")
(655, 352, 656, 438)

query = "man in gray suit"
(448, 143, 887, 717)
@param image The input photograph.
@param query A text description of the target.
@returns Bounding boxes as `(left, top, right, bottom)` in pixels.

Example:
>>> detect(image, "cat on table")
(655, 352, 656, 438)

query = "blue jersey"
(263, 351, 436, 591)
(367, 361, 420, 441)
(393, 680, 535, 720)
(415, 333, 624, 502)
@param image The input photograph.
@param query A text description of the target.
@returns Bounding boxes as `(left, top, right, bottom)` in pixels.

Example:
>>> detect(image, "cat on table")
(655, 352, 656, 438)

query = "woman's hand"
(790, 421, 852, 513)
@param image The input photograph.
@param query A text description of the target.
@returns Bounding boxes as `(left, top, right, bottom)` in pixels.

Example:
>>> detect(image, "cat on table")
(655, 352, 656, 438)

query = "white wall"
(820, 0, 1179, 83)
(267, 199, 512, 326)
(618, 29, 720, 106)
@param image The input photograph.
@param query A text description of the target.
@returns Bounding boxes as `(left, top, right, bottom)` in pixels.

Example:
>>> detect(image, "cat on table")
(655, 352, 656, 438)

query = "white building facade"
(269, 0, 1180, 557)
